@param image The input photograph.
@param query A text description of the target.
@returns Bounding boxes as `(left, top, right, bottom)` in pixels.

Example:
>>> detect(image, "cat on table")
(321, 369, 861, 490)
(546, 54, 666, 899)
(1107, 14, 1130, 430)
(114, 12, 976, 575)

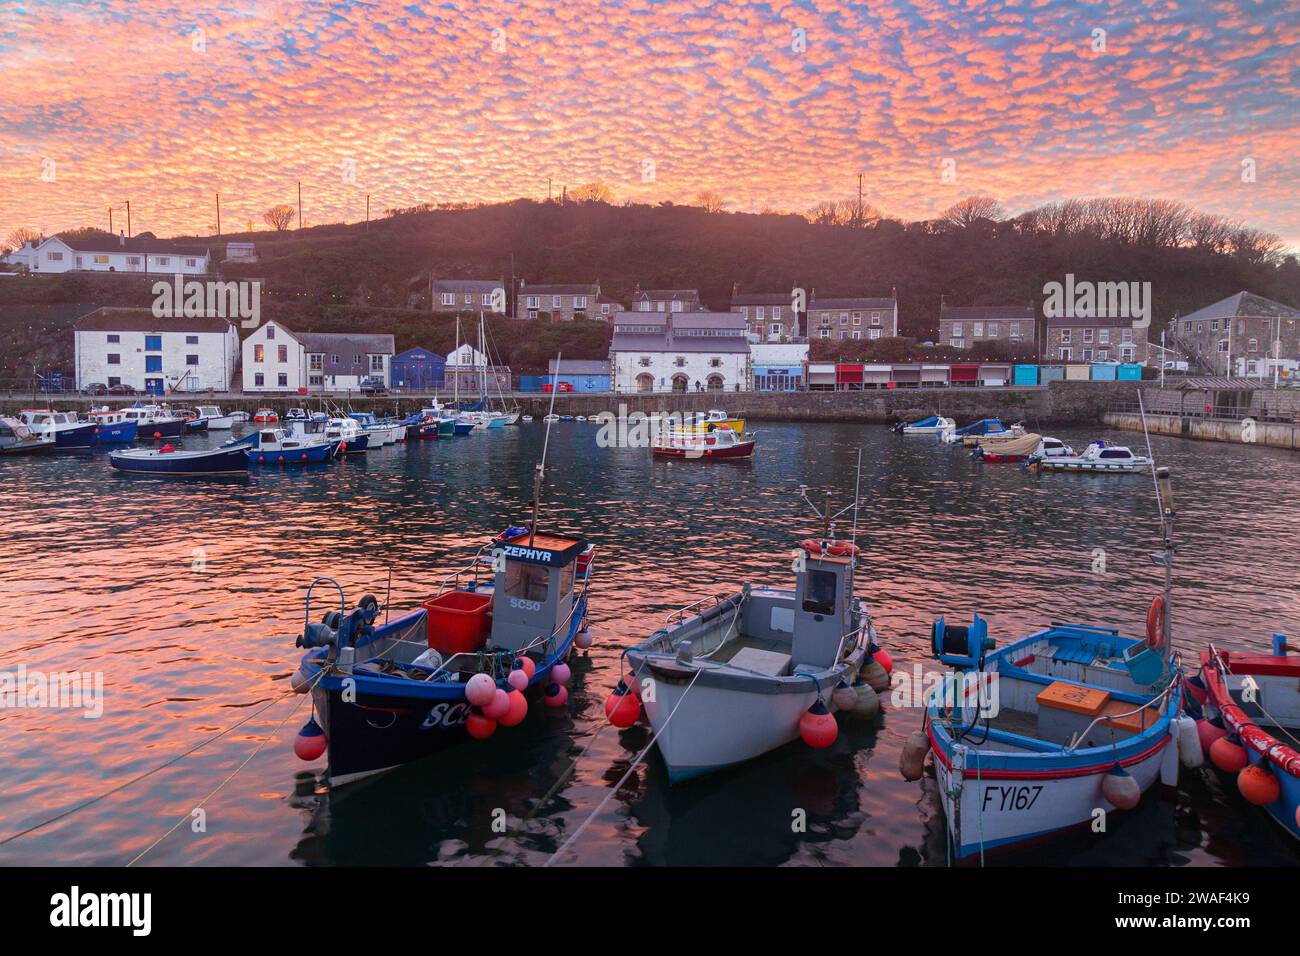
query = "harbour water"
(1, 422, 1298, 867)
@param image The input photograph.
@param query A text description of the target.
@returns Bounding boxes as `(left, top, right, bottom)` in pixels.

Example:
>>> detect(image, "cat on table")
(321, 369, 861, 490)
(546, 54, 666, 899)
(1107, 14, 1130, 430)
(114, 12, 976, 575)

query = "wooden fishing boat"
(109, 444, 250, 476)
(1194, 638, 1300, 841)
(651, 426, 755, 460)
(624, 473, 885, 781)
(1029, 441, 1151, 474)
(893, 415, 956, 435)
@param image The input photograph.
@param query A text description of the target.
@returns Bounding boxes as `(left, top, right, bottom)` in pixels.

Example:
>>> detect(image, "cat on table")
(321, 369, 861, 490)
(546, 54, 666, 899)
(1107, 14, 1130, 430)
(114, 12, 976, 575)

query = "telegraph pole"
(108, 207, 113, 235)
(857, 173, 864, 226)
(216, 192, 221, 235)
(125, 200, 131, 238)
(297, 181, 303, 231)
(365, 194, 370, 232)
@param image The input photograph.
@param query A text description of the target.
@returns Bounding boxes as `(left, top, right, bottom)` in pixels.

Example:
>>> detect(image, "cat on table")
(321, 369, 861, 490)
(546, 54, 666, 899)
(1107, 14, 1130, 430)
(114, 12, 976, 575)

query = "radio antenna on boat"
(797, 448, 864, 544)
(529, 351, 563, 546)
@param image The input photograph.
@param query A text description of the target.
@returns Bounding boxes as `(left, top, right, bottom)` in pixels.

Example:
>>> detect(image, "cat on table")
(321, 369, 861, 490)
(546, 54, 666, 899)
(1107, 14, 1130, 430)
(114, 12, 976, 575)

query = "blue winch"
(931, 613, 995, 669)
(296, 577, 381, 657)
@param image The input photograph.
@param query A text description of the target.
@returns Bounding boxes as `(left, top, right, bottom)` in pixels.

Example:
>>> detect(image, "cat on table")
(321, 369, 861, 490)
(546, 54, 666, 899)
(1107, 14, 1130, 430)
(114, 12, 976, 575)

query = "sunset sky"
(1, 0, 1297, 247)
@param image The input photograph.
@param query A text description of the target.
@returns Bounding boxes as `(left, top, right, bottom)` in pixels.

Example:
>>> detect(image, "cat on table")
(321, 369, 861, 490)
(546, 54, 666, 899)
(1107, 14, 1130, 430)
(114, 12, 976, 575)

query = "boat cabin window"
(802, 568, 837, 615)
(559, 562, 574, 598)
(260, 432, 277, 442)
(1099, 449, 1129, 459)
(505, 562, 549, 602)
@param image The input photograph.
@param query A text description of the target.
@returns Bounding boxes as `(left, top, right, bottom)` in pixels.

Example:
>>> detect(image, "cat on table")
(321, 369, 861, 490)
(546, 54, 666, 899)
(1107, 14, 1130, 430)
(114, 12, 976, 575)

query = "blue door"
(145, 378, 164, 395)
(145, 355, 162, 373)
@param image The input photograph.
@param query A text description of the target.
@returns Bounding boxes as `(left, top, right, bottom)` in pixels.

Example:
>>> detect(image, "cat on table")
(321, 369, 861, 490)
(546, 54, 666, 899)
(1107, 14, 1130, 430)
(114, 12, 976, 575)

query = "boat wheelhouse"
(18, 409, 98, 449)
(246, 428, 338, 464)
(85, 407, 138, 444)
(194, 405, 237, 430)
(119, 404, 186, 439)
(0, 417, 55, 454)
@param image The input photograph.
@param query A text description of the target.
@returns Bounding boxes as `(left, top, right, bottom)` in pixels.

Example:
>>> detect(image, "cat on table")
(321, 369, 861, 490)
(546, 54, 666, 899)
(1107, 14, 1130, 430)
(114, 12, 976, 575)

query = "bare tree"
(941, 195, 1006, 228)
(4, 226, 39, 252)
(806, 199, 882, 227)
(570, 183, 614, 204)
(262, 204, 296, 231)
(695, 190, 725, 213)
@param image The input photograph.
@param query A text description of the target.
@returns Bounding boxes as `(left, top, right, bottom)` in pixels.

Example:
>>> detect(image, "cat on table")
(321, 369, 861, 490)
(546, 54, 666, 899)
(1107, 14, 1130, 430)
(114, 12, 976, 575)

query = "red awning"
(951, 364, 980, 382)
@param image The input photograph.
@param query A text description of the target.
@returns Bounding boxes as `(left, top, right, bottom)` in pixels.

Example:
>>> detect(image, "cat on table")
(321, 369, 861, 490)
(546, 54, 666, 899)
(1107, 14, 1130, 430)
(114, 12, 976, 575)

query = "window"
(1059, 347, 1072, 360)
(871, 311, 882, 325)
(145, 356, 162, 373)
(803, 569, 837, 615)
(108, 376, 120, 387)
(309, 354, 323, 370)
(709, 357, 722, 367)
(254, 372, 264, 386)
(370, 355, 384, 371)
(505, 562, 549, 602)
(254, 344, 264, 363)
(869, 328, 881, 340)
(973, 322, 984, 337)
(1120, 346, 1135, 362)
(1122, 329, 1133, 344)
(987, 322, 998, 337)
(1082, 349, 1093, 362)
(441, 292, 455, 306)
(1211, 320, 1219, 331)
(278, 373, 288, 387)
(638, 356, 652, 367)
(838, 330, 848, 340)
(1098, 329, 1110, 345)
(671, 301, 684, 312)
(1009, 323, 1021, 339)
(93, 255, 108, 264)
(1060, 330, 1071, 344)
(1217, 339, 1229, 353)
(527, 296, 539, 309)
(851, 330, 860, 339)
(1248, 338, 1259, 352)
(951, 322, 963, 337)
(1098, 349, 1109, 361)
(107, 334, 120, 343)
(553, 295, 562, 309)
(819, 329, 829, 339)
(772, 307, 782, 319)
(127, 256, 140, 265)
(853, 314, 861, 326)
(186, 354, 199, 366)
(49, 251, 64, 262)
(463, 293, 472, 305)
(185, 258, 197, 267)
(950, 339, 964, 349)
(331, 354, 340, 366)
(277, 344, 287, 363)
(1083, 329, 1094, 344)
(483, 293, 493, 306)
(839, 312, 848, 325)
(674, 356, 686, 367)
(186, 335, 198, 344)
(354, 354, 362, 365)
(145, 335, 162, 351)
(157, 257, 169, 266)
(574, 296, 587, 308)
(107, 353, 120, 365)
(266, 326, 275, 340)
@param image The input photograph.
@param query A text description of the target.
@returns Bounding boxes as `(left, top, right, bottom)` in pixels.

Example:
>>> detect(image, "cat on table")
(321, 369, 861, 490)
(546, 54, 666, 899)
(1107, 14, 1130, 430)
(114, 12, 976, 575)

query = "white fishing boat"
(194, 405, 237, 430)
(246, 427, 338, 464)
(0, 417, 55, 454)
(1030, 440, 1152, 473)
(624, 474, 883, 781)
(322, 416, 370, 454)
(893, 415, 956, 435)
(18, 409, 98, 449)
(120, 403, 187, 438)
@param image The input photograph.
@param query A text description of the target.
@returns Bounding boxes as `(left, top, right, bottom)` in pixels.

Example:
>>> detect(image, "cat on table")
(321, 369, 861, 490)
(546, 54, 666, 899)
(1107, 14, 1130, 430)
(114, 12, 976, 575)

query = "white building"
(74, 307, 240, 394)
(241, 321, 395, 392)
(4, 233, 211, 275)
(610, 312, 750, 393)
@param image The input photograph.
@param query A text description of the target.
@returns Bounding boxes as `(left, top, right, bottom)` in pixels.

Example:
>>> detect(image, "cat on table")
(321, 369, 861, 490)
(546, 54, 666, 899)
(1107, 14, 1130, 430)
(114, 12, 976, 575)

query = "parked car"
(108, 384, 137, 396)
(359, 377, 387, 394)
(542, 382, 574, 393)
(80, 382, 108, 396)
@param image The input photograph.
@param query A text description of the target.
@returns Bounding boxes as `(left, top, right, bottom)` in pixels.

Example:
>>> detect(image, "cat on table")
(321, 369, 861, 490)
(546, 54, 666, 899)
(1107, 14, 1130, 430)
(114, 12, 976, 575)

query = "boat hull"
(109, 446, 250, 475)
(651, 440, 755, 460)
(247, 442, 336, 464)
(92, 421, 138, 444)
(52, 423, 98, 449)
(135, 418, 186, 439)
(0, 438, 55, 455)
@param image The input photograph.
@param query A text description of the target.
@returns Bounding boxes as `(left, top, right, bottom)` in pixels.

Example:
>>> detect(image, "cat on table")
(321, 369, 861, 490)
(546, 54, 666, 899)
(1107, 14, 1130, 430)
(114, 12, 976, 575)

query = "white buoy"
(860, 659, 889, 693)
(1176, 715, 1204, 769)
(851, 681, 880, 719)
(899, 729, 928, 781)
(1101, 765, 1141, 810)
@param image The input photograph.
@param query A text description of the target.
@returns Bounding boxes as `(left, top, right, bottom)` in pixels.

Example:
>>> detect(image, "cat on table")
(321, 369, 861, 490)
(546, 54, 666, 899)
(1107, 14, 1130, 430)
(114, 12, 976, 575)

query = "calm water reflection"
(1, 422, 1297, 866)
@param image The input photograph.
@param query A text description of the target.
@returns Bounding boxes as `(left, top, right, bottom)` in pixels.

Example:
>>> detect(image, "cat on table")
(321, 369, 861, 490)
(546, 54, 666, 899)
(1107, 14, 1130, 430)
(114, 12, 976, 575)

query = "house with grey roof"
(4, 232, 211, 275)
(1172, 291, 1300, 377)
(632, 288, 702, 314)
(516, 281, 601, 321)
(74, 307, 239, 394)
(939, 303, 1036, 352)
(730, 289, 801, 341)
(241, 320, 394, 392)
(806, 293, 898, 341)
(610, 311, 749, 392)
(430, 278, 506, 314)
(1045, 313, 1147, 364)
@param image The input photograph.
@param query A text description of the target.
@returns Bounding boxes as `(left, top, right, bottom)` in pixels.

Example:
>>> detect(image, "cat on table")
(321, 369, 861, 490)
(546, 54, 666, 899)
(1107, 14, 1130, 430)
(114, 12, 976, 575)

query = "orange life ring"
(801, 538, 824, 554)
(827, 541, 860, 557)
(1146, 596, 1166, 650)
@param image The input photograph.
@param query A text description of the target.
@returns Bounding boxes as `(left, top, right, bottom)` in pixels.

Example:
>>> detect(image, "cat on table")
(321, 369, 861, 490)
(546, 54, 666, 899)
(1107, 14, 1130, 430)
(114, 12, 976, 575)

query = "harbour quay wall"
(1103, 411, 1300, 451)
(517, 381, 1139, 426)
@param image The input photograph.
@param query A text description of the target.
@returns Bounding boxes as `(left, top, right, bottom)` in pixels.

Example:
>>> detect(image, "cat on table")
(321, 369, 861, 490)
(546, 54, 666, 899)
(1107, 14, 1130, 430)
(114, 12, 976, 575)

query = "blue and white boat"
(245, 428, 338, 465)
(109, 444, 250, 476)
(18, 409, 98, 449)
(120, 403, 187, 439)
(86, 408, 138, 444)
(908, 464, 1192, 860)
(892, 415, 955, 435)
(941, 418, 1023, 445)
(322, 416, 369, 454)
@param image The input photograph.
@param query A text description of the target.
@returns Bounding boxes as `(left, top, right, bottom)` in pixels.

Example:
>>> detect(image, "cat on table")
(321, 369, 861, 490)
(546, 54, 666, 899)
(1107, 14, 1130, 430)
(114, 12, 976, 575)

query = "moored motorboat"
(245, 428, 338, 464)
(120, 403, 186, 439)
(194, 405, 236, 430)
(86, 407, 138, 444)
(1195, 638, 1300, 841)
(971, 432, 1042, 462)
(942, 418, 1022, 445)
(18, 409, 98, 450)
(109, 443, 250, 476)
(651, 425, 756, 460)
(894, 415, 956, 435)
(0, 417, 55, 454)
(322, 416, 370, 454)
(624, 481, 880, 781)
(1029, 440, 1152, 474)
(908, 462, 1189, 859)
(253, 408, 279, 424)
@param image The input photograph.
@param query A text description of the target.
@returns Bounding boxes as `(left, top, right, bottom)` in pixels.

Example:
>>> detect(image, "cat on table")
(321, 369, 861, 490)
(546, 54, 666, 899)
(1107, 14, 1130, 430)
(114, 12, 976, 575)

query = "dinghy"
(1029, 441, 1151, 474)
(941, 418, 1022, 445)
(908, 462, 1189, 859)
(1195, 637, 1300, 841)
(624, 477, 883, 781)
(109, 444, 250, 476)
(893, 415, 955, 435)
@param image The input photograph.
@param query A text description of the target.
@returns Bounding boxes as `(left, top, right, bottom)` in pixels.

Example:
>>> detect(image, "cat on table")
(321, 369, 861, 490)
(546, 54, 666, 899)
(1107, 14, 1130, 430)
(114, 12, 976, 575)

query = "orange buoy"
(899, 729, 928, 781)
(1197, 718, 1228, 753)
(606, 685, 641, 728)
(498, 690, 528, 727)
(799, 700, 838, 749)
(1237, 764, 1280, 806)
(871, 646, 894, 675)
(1210, 734, 1248, 773)
(466, 708, 497, 740)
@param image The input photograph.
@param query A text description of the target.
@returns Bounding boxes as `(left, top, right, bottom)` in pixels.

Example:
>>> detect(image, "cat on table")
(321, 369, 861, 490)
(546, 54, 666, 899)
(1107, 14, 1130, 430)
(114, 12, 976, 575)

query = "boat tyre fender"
(1146, 596, 1166, 650)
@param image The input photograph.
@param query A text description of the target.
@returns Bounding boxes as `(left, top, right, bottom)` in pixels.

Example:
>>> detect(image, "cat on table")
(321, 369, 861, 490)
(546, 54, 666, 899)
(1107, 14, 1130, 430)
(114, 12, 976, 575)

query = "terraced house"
(806, 294, 898, 340)
(1044, 313, 1147, 364)
(730, 290, 800, 341)
(631, 288, 702, 313)
(515, 281, 600, 321)
(429, 278, 506, 314)
(1172, 291, 1300, 378)
(938, 303, 1036, 352)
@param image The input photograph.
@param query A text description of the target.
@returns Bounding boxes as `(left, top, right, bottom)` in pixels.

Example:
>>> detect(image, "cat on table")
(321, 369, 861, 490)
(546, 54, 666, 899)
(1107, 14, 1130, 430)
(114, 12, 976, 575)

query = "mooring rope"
(544, 666, 703, 867)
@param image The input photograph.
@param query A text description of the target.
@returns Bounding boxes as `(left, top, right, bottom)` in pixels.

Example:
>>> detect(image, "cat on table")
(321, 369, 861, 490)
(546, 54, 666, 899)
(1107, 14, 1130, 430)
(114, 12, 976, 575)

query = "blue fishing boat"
(86, 408, 138, 444)
(245, 428, 338, 464)
(904, 463, 1195, 860)
(941, 417, 1022, 445)
(109, 443, 250, 476)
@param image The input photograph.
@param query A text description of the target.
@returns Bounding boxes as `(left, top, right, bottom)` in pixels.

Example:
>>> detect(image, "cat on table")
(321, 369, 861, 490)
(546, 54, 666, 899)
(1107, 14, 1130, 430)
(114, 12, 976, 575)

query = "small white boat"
(194, 405, 237, 430)
(522, 415, 534, 423)
(1030, 441, 1152, 473)
(228, 411, 251, 425)
(0, 417, 55, 454)
(576, 415, 588, 422)
(543, 414, 560, 424)
(894, 415, 955, 435)
(19, 409, 98, 449)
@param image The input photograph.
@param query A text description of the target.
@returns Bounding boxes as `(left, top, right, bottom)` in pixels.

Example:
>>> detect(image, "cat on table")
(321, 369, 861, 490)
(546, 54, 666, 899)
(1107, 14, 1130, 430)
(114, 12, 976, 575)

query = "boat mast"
(1138, 390, 1174, 656)
(453, 317, 461, 408)
(529, 352, 563, 546)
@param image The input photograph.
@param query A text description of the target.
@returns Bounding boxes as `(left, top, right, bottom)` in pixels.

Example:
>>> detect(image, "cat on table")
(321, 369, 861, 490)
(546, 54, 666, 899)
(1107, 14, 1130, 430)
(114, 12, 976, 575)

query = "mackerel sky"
(2, 0, 1297, 246)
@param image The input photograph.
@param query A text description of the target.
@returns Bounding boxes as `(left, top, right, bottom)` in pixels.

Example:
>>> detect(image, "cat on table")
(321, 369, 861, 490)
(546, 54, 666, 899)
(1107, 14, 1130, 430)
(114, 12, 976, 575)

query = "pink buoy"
(543, 683, 569, 708)
(1101, 765, 1141, 810)
(294, 717, 327, 761)
(873, 647, 893, 675)
(799, 700, 838, 749)
(466, 708, 497, 740)
(1197, 718, 1228, 754)
(507, 668, 529, 692)
(551, 662, 572, 686)
(499, 689, 528, 727)
(515, 657, 537, 680)
(483, 688, 511, 721)
(465, 672, 497, 708)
